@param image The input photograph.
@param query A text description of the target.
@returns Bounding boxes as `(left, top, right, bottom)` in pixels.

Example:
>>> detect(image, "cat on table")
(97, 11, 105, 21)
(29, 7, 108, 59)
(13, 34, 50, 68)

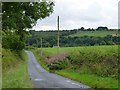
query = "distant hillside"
(29, 29, 77, 39)
(69, 31, 118, 37)
(29, 29, 118, 38)
(29, 30, 58, 39)
(27, 29, 119, 47)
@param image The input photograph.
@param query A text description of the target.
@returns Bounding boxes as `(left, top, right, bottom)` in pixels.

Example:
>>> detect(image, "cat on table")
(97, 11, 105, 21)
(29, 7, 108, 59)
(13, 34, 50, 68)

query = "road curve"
(26, 51, 92, 89)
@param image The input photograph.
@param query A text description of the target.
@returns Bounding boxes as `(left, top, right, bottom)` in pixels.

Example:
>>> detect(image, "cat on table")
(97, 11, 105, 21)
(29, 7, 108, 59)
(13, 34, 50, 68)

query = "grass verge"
(2, 49, 32, 88)
(55, 69, 118, 88)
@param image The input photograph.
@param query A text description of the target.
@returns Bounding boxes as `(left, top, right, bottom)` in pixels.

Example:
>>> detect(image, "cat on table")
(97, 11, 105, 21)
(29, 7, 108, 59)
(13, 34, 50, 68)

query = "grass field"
(2, 49, 32, 88)
(31, 45, 119, 88)
(69, 31, 118, 37)
(34, 31, 58, 39)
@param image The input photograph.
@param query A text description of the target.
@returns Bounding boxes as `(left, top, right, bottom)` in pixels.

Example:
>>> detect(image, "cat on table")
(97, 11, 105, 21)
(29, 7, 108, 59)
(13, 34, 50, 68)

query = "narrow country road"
(26, 51, 92, 89)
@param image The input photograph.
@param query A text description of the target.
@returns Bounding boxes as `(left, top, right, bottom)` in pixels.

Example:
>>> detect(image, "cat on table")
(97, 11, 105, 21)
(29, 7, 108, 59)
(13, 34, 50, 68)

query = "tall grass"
(2, 49, 19, 71)
(2, 49, 32, 88)
(68, 45, 118, 79)
(41, 45, 118, 78)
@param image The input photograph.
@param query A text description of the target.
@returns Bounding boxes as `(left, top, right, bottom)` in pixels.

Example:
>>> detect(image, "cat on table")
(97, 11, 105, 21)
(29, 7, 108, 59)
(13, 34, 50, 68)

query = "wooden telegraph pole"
(28, 38, 30, 50)
(41, 38, 42, 56)
(36, 39, 38, 48)
(57, 16, 60, 57)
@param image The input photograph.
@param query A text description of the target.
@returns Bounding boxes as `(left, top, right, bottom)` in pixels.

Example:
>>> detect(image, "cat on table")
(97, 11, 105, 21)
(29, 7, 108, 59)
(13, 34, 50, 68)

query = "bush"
(68, 46, 118, 79)
(48, 58, 70, 70)
(2, 34, 25, 50)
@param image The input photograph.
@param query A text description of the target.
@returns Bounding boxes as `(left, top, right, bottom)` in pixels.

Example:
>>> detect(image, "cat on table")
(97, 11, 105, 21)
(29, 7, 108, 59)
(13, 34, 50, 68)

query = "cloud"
(33, 0, 119, 30)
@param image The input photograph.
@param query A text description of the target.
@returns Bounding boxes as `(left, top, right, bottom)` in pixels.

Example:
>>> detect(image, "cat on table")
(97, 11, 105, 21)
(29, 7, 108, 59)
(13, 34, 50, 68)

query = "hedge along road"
(26, 51, 92, 89)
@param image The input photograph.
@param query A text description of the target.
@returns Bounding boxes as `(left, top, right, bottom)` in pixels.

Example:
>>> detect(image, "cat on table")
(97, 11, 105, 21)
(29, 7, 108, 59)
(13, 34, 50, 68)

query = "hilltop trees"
(2, 1, 54, 50)
(97, 26, 108, 31)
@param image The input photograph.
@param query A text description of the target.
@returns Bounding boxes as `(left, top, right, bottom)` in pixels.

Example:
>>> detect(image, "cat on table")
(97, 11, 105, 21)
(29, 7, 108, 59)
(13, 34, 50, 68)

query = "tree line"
(27, 30, 119, 47)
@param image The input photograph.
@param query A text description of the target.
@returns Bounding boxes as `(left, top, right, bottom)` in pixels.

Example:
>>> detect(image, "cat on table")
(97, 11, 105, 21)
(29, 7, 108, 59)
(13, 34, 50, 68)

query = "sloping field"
(70, 31, 118, 37)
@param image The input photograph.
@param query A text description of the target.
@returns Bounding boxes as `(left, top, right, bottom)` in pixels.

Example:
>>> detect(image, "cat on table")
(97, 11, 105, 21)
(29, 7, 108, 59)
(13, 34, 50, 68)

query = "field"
(30, 30, 58, 39)
(31, 45, 119, 88)
(70, 31, 118, 37)
(2, 49, 32, 88)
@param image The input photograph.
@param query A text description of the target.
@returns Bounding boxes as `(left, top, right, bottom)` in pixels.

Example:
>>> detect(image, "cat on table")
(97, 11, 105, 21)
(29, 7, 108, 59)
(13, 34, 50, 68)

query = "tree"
(80, 27, 84, 31)
(2, 1, 54, 50)
(97, 26, 108, 31)
(2, 1, 54, 32)
(2, 33, 25, 50)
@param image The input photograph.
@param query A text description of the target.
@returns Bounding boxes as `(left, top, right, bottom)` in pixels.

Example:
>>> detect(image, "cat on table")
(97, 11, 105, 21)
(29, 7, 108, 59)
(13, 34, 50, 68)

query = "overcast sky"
(33, 0, 119, 31)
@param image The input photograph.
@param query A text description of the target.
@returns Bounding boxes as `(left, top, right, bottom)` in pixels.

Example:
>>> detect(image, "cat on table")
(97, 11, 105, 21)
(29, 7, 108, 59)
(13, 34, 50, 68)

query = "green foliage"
(31, 45, 119, 88)
(2, 1, 54, 50)
(32, 45, 118, 79)
(2, 48, 18, 71)
(2, 48, 26, 71)
(48, 58, 70, 70)
(2, 34, 25, 50)
(68, 46, 118, 79)
(2, 2, 54, 31)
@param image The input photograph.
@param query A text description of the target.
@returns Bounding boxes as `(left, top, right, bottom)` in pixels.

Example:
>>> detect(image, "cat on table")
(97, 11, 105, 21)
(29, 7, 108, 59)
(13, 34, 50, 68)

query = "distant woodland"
(27, 27, 119, 47)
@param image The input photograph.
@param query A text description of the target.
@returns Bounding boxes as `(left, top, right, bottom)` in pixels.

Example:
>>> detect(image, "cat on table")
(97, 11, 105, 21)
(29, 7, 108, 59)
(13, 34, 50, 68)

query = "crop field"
(32, 45, 119, 88)
(69, 31, 118, 37)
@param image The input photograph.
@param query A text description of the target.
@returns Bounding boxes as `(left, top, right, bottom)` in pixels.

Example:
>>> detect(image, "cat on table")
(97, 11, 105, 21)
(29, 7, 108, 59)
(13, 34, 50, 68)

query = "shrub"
(48, 58, 70, 70)
(68, 46, 118, 79)
(2, 34, 25, 50)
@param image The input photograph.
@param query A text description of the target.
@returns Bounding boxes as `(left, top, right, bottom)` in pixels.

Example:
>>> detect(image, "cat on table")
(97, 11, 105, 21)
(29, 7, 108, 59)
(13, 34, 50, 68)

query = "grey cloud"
(33, 0, 118, 30)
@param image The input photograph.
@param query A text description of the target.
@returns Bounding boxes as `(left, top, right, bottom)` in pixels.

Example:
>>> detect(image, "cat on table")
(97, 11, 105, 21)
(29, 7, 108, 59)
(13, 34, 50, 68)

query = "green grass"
(2, 49, 32, 88)
(70, 31, 118, 37)
(2, 49, 19, 71)
(34, 31, 58, 39)
(55, 70, 118, 88)
(2, 61, 32, 88)
(41, 45, 118, 57)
